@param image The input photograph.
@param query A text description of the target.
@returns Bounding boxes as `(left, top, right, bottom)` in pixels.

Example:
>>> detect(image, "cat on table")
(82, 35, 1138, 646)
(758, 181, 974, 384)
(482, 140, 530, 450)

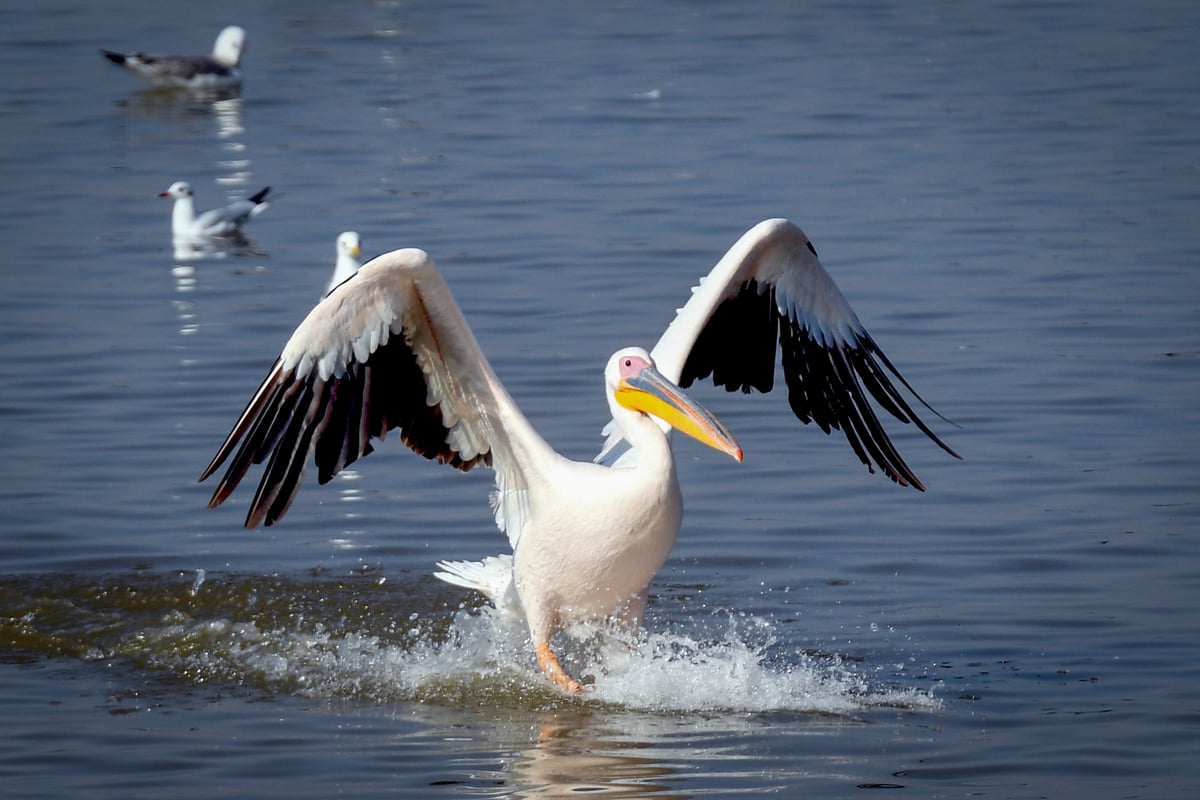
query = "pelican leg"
(535, 641, 586, 695)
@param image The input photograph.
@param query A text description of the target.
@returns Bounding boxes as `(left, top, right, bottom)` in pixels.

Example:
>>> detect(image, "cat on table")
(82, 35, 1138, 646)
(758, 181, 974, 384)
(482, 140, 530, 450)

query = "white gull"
(158, 181, 270, 238)
(324, 232, 364, 297)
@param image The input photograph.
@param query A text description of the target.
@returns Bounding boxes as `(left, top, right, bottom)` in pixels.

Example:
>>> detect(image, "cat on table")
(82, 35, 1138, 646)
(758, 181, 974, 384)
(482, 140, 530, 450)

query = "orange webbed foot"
(536, 641, 588, 695)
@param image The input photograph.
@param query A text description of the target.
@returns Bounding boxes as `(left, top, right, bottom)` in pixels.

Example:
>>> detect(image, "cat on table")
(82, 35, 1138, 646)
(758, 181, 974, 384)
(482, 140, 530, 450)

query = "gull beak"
(616, 365, 743, 462)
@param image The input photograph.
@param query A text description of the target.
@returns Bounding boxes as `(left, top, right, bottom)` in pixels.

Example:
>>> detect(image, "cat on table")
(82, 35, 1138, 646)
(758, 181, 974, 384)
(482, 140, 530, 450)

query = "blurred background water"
(0, 0, 1197, 797)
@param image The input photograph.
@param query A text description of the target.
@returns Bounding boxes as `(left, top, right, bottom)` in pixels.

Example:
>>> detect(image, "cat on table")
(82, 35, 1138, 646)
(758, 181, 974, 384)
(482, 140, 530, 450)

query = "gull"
(158, 181, 270, 239)
(324, 232, 364, 297)
(102, 25, 245, 93)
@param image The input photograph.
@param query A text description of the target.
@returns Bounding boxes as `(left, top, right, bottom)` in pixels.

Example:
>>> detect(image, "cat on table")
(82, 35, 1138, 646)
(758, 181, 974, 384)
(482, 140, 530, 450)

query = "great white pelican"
(199, 218, 958, 693)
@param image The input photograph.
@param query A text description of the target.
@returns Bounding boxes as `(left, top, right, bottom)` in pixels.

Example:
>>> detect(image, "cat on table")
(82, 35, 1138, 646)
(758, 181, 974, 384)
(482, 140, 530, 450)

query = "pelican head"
(607, 347, 743, 461)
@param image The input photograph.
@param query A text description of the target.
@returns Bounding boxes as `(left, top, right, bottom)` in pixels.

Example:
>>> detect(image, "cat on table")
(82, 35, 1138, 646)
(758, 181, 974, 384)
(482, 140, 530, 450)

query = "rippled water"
(1, 0, 1197, 797)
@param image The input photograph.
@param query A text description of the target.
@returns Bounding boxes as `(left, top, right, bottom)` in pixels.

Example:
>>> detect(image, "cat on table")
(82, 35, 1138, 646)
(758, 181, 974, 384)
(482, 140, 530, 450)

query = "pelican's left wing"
(602, 218, 959, 489)
(200, 248, 548, 529)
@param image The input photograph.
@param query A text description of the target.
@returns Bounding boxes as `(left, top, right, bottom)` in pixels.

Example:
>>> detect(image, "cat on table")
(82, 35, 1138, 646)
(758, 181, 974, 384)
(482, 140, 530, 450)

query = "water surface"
(0, 0, 1197, 797)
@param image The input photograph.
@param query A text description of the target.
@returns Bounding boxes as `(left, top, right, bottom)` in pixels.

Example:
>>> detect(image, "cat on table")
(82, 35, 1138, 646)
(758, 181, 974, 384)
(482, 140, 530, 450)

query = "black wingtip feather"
(686, 275, 955, 489)
(245, 380, 325, 529)
(664, 260, 963, 486)
(680, 279, 777, 394)
(203, 317, 494, 528)
(772, 302, 952, 490)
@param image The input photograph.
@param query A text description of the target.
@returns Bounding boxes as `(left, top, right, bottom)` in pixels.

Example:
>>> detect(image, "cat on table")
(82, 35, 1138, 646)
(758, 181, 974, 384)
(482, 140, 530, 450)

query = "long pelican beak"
(616, 366, 743, 462)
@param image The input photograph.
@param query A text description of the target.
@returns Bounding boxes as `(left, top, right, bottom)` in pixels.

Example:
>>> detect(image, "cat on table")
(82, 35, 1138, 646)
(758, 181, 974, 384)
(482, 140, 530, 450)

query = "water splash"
(188, 568, 205, 596)
(129, 603, 939, 715)
(0, 570, 940, 715)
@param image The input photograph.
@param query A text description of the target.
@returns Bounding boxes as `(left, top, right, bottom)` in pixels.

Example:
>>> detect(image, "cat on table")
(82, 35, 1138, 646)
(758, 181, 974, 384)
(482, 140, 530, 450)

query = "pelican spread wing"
(200, 219, 957, 694)
(618, 217, 958, 488)
(200, 248, 551, 535)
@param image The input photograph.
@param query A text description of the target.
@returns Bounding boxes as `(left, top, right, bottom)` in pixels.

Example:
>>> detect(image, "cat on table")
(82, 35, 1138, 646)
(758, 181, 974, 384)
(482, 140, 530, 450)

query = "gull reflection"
(171, 230, 264, 263)
(168, 230, 265, 340)
(113, 92, 251, 190)
(211, 96, 244, 139)
(115, 89, 242, 129)
(211, 98, 251, 186)
(170, 262, 199, 339)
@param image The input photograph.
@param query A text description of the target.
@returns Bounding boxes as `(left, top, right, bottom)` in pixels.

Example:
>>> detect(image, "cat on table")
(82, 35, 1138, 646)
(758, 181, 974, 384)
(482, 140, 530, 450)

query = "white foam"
(137, 604, 940, 714)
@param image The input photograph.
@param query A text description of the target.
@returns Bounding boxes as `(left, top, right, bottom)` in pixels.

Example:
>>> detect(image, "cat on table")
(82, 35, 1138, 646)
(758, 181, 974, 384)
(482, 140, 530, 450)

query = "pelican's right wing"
(598, 219, 958, 488)
(200, 248, 551, 532)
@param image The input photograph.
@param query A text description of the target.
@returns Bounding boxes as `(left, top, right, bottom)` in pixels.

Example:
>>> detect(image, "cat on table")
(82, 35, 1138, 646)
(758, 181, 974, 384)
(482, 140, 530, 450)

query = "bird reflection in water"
(506, 717, 682, 798)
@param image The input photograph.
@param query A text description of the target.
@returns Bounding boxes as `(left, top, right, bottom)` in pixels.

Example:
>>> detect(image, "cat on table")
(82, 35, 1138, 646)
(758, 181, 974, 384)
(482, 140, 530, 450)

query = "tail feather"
(433, 555, 522, 620)
(246, 187, 271, 220)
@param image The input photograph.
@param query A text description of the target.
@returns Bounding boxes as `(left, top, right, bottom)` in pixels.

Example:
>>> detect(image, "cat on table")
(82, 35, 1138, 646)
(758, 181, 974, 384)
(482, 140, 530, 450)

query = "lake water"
(1, 0, 1197, 797)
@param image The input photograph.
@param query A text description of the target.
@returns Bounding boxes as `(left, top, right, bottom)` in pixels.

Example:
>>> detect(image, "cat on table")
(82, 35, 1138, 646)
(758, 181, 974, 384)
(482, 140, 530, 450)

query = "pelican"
(159, 181, 270, 239)
(200, 218, 958, 694)
(324, 232, 364, 297)
(101, 25, 245, 93)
